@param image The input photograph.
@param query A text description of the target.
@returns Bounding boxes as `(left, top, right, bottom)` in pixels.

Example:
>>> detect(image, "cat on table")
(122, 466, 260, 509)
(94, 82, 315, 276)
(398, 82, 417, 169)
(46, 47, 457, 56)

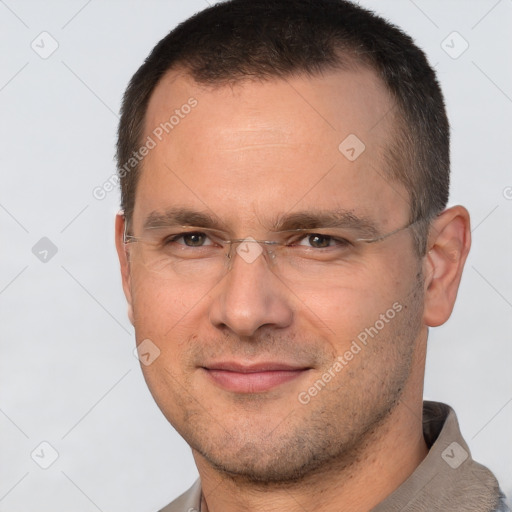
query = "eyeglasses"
(123, 219, 420, 285)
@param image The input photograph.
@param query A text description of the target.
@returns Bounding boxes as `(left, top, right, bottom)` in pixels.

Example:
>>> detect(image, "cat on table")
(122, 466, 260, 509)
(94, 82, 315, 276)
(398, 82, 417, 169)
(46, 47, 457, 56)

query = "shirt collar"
(371, 401, 501, 511)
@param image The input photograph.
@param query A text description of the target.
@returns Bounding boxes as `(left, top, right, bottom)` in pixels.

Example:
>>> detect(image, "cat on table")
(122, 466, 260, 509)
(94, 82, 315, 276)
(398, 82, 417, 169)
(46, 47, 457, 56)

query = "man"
(114, 1, 509, 510)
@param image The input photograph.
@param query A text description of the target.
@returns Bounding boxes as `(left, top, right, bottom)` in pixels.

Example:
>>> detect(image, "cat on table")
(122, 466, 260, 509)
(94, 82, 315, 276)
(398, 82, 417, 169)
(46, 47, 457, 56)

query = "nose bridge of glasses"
(227, 237, 279, 266)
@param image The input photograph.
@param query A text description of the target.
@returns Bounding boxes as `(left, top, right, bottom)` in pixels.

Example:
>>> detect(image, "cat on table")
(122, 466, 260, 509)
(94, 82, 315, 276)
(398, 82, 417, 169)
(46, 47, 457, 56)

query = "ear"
(422, 205, 471, 327)
(115, 213, 135, 325)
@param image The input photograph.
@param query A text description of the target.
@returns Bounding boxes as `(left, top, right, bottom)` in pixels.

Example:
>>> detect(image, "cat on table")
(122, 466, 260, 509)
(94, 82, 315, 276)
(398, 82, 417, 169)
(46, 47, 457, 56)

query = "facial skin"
(116, 67, 471, 512)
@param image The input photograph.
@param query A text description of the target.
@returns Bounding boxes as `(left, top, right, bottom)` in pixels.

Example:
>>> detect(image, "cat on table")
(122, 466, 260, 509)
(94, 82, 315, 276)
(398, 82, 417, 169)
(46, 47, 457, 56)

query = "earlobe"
(115, 213, 135, 325)
(422, 206, 471, 327)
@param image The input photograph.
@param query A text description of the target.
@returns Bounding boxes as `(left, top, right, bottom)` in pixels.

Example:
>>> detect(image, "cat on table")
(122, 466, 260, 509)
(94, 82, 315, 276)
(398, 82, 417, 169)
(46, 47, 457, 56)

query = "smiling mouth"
(201, 362, 311, 393)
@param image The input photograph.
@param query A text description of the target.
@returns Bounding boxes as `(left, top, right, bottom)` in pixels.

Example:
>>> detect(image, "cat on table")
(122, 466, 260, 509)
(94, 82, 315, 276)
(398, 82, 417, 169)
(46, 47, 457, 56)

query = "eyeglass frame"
(122, 214, 426, 266)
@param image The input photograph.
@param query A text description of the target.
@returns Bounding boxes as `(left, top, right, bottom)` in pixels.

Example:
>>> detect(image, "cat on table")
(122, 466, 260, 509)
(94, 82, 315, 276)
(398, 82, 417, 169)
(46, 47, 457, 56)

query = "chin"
(190, 422, 358, 487)
(202, 451, 318, 485)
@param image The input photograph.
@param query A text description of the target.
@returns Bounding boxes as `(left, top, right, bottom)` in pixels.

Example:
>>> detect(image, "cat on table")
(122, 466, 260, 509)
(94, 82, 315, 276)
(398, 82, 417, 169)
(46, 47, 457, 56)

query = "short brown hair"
(117, 0, 450, 255)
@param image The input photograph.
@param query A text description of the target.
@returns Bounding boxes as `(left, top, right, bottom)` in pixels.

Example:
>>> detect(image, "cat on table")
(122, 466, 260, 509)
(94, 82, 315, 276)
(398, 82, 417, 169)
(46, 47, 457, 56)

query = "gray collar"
(371, 401, 501, 511)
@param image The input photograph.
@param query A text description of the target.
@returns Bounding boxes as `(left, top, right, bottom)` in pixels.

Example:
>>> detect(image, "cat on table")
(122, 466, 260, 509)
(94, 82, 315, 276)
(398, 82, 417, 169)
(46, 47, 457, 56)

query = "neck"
(195, 340, 428, 512)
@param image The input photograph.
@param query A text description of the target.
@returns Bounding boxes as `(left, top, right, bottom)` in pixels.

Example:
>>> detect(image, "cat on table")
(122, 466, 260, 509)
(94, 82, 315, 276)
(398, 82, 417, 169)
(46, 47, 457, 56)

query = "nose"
(208, 242, 294, 337)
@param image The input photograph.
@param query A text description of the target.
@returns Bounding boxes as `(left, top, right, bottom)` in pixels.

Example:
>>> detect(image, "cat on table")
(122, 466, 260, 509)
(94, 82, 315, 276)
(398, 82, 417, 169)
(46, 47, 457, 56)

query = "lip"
(201, 361, 310, 393)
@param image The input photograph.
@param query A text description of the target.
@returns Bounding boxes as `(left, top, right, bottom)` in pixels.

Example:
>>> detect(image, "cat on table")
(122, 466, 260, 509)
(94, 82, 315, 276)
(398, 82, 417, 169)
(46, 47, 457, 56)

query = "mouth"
(201, 361, 311, 393)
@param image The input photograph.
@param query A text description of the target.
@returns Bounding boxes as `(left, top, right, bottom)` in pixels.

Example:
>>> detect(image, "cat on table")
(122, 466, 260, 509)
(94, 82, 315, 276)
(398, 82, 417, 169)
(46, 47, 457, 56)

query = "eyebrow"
(143, 208, 223, 231)
(142, 207, 380, 238)
(270, 211, 379, 238)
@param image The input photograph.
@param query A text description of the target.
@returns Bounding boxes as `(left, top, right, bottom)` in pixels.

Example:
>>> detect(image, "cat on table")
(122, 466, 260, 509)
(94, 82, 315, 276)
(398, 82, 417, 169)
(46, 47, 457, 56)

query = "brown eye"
(164, 232, 213, 247)
(295, 233, 352, 249)
(182, 232, 208, 246)
(307, 234, 332, 248)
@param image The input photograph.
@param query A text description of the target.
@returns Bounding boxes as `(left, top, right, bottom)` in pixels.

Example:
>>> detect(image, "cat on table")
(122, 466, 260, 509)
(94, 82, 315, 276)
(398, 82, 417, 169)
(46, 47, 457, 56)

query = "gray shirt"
(159, 401, 509, 511)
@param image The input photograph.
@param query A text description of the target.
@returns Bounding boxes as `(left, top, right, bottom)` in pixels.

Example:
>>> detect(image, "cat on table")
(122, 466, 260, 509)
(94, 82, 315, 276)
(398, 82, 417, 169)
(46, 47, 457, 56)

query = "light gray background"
(0, 0, 511, 510)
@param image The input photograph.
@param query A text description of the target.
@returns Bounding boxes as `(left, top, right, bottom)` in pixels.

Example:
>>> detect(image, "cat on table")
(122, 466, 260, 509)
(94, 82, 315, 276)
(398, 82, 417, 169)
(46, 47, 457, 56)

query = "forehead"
(136, 68, 408, 232)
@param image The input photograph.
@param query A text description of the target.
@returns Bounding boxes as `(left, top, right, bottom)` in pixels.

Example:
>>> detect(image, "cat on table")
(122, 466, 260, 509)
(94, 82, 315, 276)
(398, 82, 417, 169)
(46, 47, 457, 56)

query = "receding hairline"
(144, 49, 378, 109)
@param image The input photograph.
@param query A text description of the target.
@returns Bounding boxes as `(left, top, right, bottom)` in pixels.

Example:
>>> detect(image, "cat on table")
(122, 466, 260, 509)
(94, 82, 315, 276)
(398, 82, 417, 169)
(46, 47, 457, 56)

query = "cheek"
(294, 275, 387, 319)
(138, 355, 191, 432)
(130, 275, 203, 423)
(294, 263, 415, 345)
(129, 272, 210, 344)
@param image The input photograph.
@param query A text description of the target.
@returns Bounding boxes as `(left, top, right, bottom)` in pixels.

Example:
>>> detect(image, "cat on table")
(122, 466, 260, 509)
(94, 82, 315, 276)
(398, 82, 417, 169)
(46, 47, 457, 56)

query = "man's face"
(120, 68, 428, 482)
